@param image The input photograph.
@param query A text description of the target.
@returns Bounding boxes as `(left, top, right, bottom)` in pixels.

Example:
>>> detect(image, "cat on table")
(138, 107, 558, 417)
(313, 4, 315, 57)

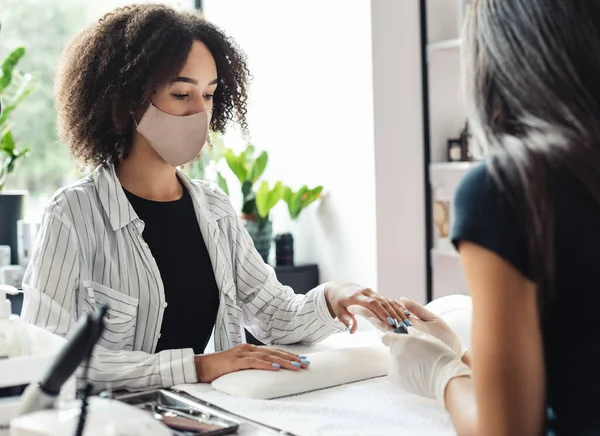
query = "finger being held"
(361, 294, 411, 330)
(400, 297, 436, 321)
(353, 293, 393, 327)
(385, 298, 411, 327)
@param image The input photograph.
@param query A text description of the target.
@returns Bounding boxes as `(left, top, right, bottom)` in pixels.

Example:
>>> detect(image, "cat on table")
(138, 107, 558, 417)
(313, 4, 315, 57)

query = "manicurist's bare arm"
(445, 242, 545, 436)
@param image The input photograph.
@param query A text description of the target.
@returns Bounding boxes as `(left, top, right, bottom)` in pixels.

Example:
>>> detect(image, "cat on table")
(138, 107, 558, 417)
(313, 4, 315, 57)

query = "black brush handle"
(38, 305, 107, 396)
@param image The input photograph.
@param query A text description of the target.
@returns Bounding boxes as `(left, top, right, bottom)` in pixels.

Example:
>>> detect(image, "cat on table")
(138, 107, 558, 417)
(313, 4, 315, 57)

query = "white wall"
(203, 1, 428, 303)
(371, 1, 427, 303)
(203, 0, 379, 288)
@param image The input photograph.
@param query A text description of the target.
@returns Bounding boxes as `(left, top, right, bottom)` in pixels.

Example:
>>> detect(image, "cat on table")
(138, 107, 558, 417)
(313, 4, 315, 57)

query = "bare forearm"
(445, 376, 478, 436)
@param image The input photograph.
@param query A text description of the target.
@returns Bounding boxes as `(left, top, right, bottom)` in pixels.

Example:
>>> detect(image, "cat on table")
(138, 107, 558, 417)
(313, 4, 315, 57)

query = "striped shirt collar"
(91, 162, 229, 231)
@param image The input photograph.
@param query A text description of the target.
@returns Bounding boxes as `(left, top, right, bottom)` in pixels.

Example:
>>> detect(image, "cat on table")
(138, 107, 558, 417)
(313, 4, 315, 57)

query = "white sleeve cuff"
(313, 283, 347, 331)
(158, 348, 197, 387)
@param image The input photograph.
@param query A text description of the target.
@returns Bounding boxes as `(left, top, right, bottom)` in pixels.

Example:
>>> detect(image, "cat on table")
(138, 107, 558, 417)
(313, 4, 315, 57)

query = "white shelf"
(427, 39, 461, 53)
(431, 248, 459, 258)
(427, 1, 471, 301)
(430, 161, 478, 171)
(430, 161, 478, 206)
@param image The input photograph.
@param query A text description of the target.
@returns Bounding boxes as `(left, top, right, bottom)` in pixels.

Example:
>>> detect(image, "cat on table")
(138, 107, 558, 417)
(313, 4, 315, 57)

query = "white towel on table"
(174, 331, 456, 436)
(175, 377, 455, 436)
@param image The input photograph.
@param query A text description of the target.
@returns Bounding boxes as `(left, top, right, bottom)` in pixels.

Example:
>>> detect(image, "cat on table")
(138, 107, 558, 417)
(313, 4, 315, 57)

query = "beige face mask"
(136, 103, 210, 167)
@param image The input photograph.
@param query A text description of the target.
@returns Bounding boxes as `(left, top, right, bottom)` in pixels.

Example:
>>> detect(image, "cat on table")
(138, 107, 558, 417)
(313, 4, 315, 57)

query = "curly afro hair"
(54, 4, 250, 167)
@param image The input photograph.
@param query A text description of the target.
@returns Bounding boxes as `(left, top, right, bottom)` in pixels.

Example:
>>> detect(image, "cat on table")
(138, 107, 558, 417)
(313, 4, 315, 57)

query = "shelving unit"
(422, 0, 473, 301)
(427, 38, 461, 53)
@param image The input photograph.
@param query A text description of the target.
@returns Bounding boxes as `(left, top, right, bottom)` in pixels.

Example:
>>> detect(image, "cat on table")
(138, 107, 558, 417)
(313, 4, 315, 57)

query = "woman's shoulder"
(452, 160, 508, 229)
(44, 175, 97, 221)
(451, 160, 532, 278)
(454, 161, 497, 204)
(186, 178, 236, 219)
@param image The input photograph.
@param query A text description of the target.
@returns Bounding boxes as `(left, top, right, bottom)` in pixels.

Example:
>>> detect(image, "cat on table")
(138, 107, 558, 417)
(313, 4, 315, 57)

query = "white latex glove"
(382, 330, 472, 403)
(401, 297, 468, 358)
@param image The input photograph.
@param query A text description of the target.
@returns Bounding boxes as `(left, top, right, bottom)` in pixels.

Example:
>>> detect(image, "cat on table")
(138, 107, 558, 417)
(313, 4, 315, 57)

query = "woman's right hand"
(194, 343, 310, 383)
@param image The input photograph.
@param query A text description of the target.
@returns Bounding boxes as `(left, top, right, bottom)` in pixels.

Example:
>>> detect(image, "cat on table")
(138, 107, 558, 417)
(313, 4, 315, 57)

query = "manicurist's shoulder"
(453, 161, 499, 212)
(452, 160, 506, 240)
(451, 160, 532, 279)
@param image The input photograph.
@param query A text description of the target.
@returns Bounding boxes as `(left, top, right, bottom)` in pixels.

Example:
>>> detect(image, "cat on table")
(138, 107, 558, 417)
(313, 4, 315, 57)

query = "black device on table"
(17, 304, 107, 436)
(8, 289, 23, 315)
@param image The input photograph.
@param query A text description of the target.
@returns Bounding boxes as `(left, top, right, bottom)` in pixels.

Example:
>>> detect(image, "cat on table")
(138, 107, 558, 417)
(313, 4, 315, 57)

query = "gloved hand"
(400, 297, 468, 358)
(381, 330, 472, 403)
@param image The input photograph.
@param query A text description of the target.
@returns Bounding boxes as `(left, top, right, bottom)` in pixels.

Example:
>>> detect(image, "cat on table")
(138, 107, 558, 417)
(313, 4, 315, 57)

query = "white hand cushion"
(211, 346, 390, 399)
(425, 294, 472, 350)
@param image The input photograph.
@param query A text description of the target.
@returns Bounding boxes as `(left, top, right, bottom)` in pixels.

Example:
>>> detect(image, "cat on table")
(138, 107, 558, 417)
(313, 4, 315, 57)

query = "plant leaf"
(291, 187, 307, 219)
(284, 185, 324, 220)
(283, 186, 293, 203)
(216, 171, 229, 196)
(283, 186, 296, 217)
(1, 129, 15, 155)
(256, 181, 284, 218)
(255, 181, 270, 218)
(249, 151, 268, 182)
(302, 186, 323, 205)
(16, 146, 30, 159)
(0, 80, 34, 127)
(6, 156, 16, 173)
(224, 148, 248, 184)
(0, 47, 26, 92)
(243, 144, 255, 161)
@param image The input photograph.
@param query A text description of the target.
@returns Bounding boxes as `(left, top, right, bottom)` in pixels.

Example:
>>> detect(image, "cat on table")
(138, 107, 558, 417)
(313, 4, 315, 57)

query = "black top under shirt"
(451, 162, 600, 435)
(124, 183, 219, 355)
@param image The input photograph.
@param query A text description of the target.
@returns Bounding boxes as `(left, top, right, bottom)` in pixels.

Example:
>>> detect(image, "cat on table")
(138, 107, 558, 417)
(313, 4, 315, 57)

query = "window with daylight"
(0, 0, 196, 219)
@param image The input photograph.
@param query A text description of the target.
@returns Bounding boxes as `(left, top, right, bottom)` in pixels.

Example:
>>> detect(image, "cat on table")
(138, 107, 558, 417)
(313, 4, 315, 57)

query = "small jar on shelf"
(447, 121, 480, 162)
(433, 199, 454, 253)
(447, 138, 466, 162)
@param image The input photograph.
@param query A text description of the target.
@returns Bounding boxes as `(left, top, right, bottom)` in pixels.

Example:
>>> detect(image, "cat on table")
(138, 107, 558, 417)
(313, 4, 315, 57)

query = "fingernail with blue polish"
(404, 319, 412, 327)
(272, 363, 281, 369)
(298, 355, 307, 359)
(387, 316, 396, 326)
(291, 361, 301, 368)
(404, 310, 411, 317)
(301, 359, 311, 366)
(395, 323, 408, 334)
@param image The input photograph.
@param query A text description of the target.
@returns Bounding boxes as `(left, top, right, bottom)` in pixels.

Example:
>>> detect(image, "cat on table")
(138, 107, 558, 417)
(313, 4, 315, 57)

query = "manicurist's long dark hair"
(462, 0, 600, 317)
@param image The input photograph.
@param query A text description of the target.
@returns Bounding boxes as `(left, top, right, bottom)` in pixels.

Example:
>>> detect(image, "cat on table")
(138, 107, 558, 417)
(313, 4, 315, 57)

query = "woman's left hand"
(324, 281, 409, 333)
(382, 331, 471, 403)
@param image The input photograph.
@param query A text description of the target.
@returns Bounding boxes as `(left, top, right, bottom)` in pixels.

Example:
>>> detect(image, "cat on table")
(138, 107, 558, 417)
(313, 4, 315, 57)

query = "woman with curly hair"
(19, 3, 409, 392)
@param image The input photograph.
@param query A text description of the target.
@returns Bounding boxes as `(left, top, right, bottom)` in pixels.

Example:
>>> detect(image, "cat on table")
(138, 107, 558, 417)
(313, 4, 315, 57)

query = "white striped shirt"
(20, 163, 344, 392)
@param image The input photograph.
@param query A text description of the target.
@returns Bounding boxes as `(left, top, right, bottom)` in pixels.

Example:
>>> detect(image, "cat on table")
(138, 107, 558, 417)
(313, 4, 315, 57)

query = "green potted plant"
(283, 185, 324, 221)
(271, 185, 324, 266)
(0, 42, 34, 265)
(219, 144, 284, 262)
(188, 137, 323, 264)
